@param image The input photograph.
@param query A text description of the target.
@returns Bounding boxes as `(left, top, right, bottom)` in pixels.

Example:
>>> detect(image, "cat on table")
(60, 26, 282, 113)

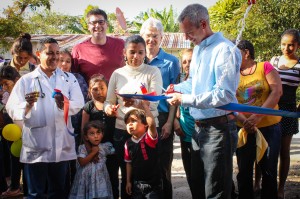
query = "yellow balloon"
(11, 139, 22, 157)
(2, 124, 22, 141)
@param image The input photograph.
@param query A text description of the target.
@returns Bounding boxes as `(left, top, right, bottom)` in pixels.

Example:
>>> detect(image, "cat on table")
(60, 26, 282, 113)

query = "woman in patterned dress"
(69, 121, 114, 199)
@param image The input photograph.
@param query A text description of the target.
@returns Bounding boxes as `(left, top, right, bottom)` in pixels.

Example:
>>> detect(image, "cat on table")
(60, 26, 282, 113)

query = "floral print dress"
(69, 142, 114, 199)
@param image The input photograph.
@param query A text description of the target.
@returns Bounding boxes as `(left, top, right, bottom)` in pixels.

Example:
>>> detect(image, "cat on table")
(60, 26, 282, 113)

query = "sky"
(1, 0, 219, 20)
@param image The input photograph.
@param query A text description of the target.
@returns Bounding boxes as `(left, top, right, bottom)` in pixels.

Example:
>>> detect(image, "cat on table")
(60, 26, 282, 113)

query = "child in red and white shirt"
(124, 101, 162, 198)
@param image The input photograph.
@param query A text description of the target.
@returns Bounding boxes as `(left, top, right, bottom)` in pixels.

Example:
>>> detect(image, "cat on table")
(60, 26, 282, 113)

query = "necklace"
(240, 63, 255, 75)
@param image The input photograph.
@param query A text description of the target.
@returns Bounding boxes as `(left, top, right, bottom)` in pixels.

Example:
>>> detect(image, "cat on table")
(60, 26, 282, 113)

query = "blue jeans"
(180, 138, 207, 199)
(24, 161, 68, 199)
(236, 123, 281, 199)
(192, 119, 237, 199)
(190, 144, 205, 199)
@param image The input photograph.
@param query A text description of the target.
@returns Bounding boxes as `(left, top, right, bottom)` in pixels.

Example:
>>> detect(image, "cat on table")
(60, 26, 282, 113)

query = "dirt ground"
(172, 135, 300, 199)
(4, 135, 299, 199)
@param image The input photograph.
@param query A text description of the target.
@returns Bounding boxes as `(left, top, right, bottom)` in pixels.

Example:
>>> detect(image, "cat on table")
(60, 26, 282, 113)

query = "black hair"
(30, 54, 40, 65)
(281, 29, 300, 44)
(10, 33, 33, 56)
(124, 109, 147, 125)
(59, 48, 72, 58)
(59, 48, 74, 70)
(82, 120, 105, 136)
(237, 40, 255, 60)
(0, 65, 21, 82)
(88, 73, 108, 99)
(180, 48, 193, 80)
(36, 37, 58, 52)
(124, 35, 149, 64)
(125, 35, 146, 49)
(86, 8, 108, 21)
(89, 73, 108, 87)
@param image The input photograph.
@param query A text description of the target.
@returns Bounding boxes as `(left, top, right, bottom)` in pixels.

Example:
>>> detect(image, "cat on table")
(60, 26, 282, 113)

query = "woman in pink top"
(235, 40, 282, 199)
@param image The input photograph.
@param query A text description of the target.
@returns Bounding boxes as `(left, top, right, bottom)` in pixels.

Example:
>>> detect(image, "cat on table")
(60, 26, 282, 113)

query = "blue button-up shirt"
(174, 32, 242, 120)
(149, 48, 180, 113)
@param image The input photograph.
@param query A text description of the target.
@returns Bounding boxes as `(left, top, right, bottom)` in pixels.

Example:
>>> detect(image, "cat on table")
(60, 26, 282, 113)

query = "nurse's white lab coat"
(6, 67, 84, 163)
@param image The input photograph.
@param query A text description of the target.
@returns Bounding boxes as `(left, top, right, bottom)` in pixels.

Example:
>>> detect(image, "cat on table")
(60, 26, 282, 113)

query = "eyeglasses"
(88, 20, 106, 26)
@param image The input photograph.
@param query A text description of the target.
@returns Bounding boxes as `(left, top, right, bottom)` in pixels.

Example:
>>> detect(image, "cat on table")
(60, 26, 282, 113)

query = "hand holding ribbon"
(52, 89, 74, 136)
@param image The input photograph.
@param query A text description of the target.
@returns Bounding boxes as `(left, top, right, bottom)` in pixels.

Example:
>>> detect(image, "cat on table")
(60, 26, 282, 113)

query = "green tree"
(0, 0, 53, 51)
(132, 5, 179, 33)
(26, 10, 84, 34)
(209, 0, 244, 33)
(209, 0, 300, 60)
(5, 0, 52, 15)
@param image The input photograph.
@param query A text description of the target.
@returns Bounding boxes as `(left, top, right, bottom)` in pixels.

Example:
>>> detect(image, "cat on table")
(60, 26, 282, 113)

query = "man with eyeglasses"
(72, 8, 125, 83)
(72, 8, 124, 199)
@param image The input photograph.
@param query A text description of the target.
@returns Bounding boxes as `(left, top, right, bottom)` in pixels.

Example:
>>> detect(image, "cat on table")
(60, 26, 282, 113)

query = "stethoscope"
(35, 77, 46, 98)
(34, 73, 72, 99)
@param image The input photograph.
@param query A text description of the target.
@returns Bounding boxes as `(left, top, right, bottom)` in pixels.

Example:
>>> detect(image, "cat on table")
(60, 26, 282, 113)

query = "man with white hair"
(140, 17, 180, 199)
(166, 4, 242, 199)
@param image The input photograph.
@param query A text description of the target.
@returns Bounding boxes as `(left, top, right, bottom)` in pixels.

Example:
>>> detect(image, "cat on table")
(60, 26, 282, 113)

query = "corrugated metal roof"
(31, 34, 90, 50)
(160, 33, 191, 49)
(30, 33, 191, 50)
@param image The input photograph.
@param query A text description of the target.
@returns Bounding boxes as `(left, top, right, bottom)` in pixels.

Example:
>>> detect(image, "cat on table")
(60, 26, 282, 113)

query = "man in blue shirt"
(140, 17, 180, 199)
(167, 4, 242, 199)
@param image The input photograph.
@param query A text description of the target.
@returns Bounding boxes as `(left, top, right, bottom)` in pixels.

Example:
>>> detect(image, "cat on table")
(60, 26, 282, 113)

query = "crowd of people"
(0, 3, 299, 199)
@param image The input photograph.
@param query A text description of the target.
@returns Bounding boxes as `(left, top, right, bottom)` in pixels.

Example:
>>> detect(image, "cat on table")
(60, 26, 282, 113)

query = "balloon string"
(215, 3, 253, 89)
(236, 4, 253, 45)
